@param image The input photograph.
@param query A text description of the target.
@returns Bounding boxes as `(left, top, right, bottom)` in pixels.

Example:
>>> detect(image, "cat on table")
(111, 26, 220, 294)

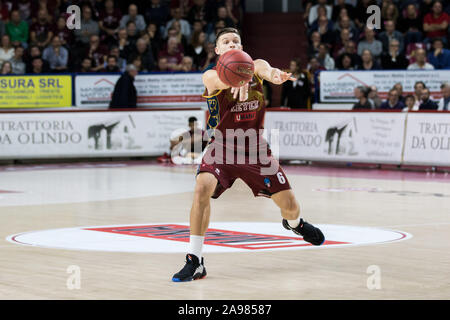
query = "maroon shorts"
(197, 150, 291, 199)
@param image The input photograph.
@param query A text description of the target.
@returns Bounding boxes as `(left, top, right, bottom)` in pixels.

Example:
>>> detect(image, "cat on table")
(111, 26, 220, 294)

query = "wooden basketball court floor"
(0, 161, 449, 300)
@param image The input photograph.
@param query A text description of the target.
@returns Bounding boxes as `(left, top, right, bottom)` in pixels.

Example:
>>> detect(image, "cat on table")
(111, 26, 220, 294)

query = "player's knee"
(194, 174, 216, 203)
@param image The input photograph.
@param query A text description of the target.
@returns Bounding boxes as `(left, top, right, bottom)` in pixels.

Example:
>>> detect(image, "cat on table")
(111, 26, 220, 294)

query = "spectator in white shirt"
(407, 48, 435, 70)
(308, 0, 333, 26)
(0, 34, 14, 65)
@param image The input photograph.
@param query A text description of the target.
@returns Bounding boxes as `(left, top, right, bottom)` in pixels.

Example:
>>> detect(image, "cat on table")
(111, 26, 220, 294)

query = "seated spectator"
(207, 19, 225, 45)
(145, 0, 169, 27)
(427, 37, 450, 69)
(331, 28, 351, 59)
(213, 6, 236, 28)
(42, 35, 69, 72)
(29, 56, 46, 74)
(368, 85, 382, 109)
(31, 0, 58, 23)
(186, 30, 207, 70)
(12, 0, 32, 23)
(85, 34, 109, 72)
(101, 55, 120, 73)
(120, 4, 146, 34)
(354, 0, 377, 30)
(332, 0, 355, 21)
(165, 7, 191, 40)
(98, 0, 122, 46)
(281, 58, 310, 109)
(54, 16, 73, 49)
(336, 40, 361, 68)
(145, 23, 163, 57)
(333, 15, 359, 42)
(308, 0, 332, 27)
(402, 94, 417, 112)
(308, 31, 322, 58)
(154, 56, 169, 72)
(309, 15, 334, 45)
(336, 53, 356, 70)
(125, 21, 140, 49)
(357, 27, 383, 60)
(25, 44, 50, 72)
(0, 61, 12, 74)
(109, 45, 127, 72)
(380, 39, 409, 69)
(117, 28, 129, 57)
(379, 20, 404, 54)
(407, 48, 434, 70)
(413, 81, 426, 109)
(10, 45, 26, 74)
(202, 42, 217, 71)
(166, 22, 188, 52)
(316, 43, 335, 70)
(128, 38, 155, 72)
(6, 10, 29, 49)
(393, 82, 406, 104)
(224, 0, 242, 28)
(0, 34, 14, 64)
(159, 36, 184, 71)
(180, 56, 195, 72)
(398, 3, 423, 46)
(405, 42, 427, 64)
(380, 88, 405, 110)
(419, 87, 439, 110)
(381, 3, 399, 25)
(352, 86, 372, 110)
(437, 82, 450, 111)
(29, 9, 53, 49)
(77, 57, 94, 73)
(356, 49, 381, 70)
(74, 5, 99, 46)
(423, 1, 449, 45)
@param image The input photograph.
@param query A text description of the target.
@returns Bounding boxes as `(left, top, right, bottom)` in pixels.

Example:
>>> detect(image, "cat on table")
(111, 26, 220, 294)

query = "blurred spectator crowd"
(0, 0, 244, 74)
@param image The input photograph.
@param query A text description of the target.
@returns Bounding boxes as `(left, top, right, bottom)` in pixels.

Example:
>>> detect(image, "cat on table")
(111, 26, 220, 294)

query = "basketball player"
(172, 28, 325, 282)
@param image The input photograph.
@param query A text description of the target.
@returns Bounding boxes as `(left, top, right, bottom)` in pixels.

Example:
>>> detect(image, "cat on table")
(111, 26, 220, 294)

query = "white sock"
(288, 218, 300, 228)
(188, 235, 204, 260)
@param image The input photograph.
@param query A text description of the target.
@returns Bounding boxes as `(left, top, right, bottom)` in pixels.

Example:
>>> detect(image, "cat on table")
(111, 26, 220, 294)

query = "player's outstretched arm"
(202, 69, 230, 96)
(202, 69, 249, 101)
(254, 59, 297, 85)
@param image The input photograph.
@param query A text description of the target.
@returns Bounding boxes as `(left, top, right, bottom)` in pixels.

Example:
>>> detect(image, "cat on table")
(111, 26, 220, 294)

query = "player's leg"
(271, 189, 325, 246)
(172, 172, 217, 282)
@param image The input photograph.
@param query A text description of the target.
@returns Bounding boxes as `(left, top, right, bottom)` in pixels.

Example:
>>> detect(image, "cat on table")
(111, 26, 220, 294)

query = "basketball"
(216, 49, 255, 88)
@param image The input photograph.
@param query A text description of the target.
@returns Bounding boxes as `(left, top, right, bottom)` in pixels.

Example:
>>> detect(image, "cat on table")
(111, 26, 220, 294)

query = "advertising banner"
(264, 111, 406, 163)
(402, 113, 450, 166)
(0, 75, 72, 108)
(75, 73, 206, 107)
(320, 70, 450, 102)
(0, 110, 205, 159)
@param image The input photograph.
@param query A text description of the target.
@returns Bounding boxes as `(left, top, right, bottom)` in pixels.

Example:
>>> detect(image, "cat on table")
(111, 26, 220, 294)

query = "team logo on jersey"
(7, 222, 411, 253)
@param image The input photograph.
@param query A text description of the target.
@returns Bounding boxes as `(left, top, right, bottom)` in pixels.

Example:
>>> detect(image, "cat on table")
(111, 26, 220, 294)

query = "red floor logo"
(86, 224, 346, 250)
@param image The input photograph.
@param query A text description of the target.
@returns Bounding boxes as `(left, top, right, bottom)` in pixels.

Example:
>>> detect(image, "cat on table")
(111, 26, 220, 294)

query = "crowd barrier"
(1, 109, 448, 167)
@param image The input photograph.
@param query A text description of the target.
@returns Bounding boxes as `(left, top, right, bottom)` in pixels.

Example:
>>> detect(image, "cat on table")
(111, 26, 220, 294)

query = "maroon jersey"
(98, 8, 123, 30)
(203, 67, 266, 153)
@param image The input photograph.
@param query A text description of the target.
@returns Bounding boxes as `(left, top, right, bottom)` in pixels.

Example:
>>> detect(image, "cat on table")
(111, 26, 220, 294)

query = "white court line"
(381, 222, 450, 228)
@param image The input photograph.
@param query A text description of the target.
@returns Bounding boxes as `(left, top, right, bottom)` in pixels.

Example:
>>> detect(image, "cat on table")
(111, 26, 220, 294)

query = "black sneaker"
(282, 218, 325, 245)
(172, 254, 207, 282)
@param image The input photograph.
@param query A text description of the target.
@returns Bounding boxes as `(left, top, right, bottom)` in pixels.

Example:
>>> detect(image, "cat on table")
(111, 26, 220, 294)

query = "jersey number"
(277, 172, 286, 184)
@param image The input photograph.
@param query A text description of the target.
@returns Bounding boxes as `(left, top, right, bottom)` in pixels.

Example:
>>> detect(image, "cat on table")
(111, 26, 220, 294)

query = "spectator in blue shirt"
(427, 38, 450, 69)
(42, 36, 69, 72)
(380, 88, 405, 110)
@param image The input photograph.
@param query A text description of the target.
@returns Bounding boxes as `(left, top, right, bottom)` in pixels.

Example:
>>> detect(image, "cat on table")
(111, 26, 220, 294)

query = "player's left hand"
(271, 69, 297, 84)
(231, 82, 249, 101)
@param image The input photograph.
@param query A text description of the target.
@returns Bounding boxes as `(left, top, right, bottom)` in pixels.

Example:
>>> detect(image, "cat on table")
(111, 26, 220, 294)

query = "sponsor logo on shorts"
(6, 222, 411, 253)
(264, 178, 271, 188)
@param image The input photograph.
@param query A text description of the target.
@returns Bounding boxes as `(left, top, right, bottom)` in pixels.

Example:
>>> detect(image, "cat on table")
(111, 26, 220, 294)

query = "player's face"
(215, 33, 242, 55)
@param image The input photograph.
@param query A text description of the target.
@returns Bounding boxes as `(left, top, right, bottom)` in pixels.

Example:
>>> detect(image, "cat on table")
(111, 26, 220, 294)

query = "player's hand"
(271, 69, 297, 84)
(231, 83, 249, 101)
